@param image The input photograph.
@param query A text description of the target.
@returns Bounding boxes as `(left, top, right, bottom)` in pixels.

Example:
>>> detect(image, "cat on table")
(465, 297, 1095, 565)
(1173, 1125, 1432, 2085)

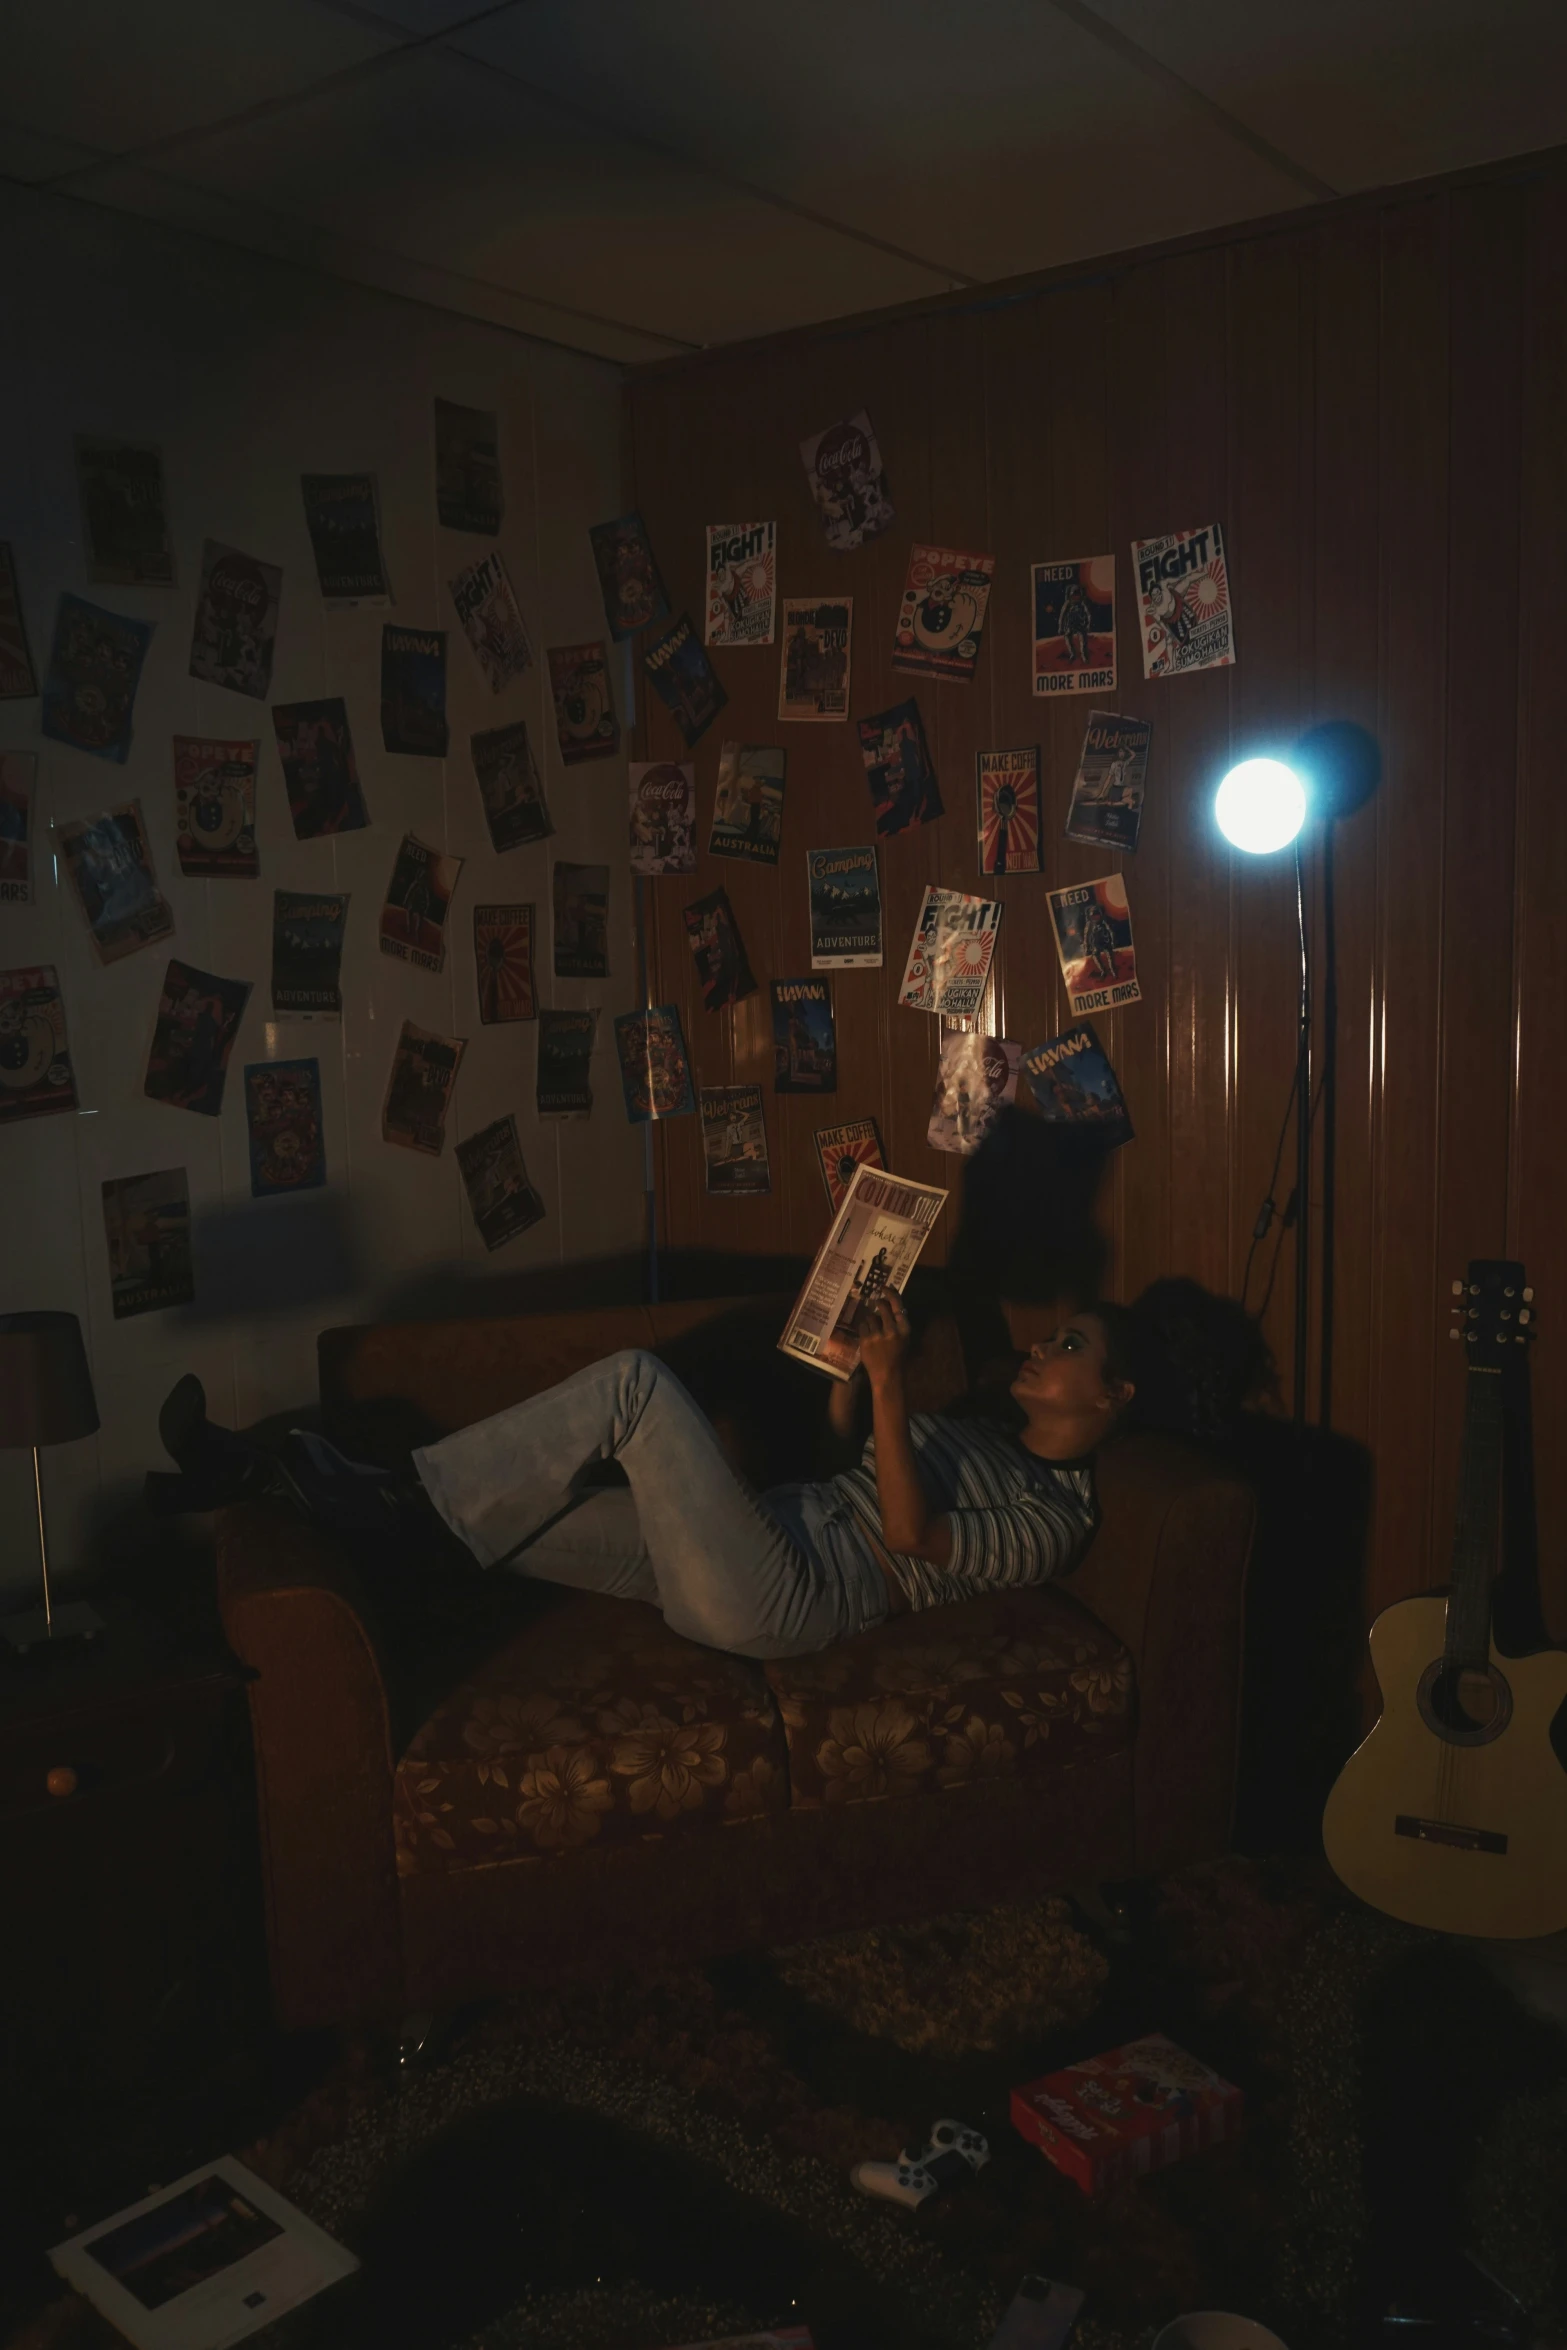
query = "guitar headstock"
(1449, 1257, 1536, 1351)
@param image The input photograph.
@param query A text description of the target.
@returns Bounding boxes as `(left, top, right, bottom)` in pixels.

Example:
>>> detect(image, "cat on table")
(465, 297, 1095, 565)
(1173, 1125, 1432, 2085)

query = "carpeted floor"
(16, 1859, 1567, 2350)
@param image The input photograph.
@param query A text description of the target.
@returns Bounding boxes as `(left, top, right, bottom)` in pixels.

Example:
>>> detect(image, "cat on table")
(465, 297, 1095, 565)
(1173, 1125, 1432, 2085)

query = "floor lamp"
(1214, 726, 1380, 1430)
(0, 1309, 104, 1653)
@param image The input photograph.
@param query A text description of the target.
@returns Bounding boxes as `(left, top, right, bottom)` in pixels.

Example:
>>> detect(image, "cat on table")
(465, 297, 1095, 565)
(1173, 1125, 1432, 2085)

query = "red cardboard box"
(1011, 2032, 1243, 2195)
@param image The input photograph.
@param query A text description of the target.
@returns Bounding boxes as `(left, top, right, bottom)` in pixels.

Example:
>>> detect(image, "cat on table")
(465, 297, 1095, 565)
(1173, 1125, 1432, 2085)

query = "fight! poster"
(705, 521, 776, 647)
(1133, 523, 1235, 679)
(449, 550, 532, 691)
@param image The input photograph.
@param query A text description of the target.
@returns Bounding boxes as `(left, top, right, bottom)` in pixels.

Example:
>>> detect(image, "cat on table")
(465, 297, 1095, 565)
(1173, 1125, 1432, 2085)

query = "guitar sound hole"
(1417, 1659, 1513, 1748)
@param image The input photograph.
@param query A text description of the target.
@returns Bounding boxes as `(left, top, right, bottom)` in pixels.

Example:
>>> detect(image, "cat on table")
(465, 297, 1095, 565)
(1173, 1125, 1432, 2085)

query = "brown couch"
(216, 1299, 1255, 2034)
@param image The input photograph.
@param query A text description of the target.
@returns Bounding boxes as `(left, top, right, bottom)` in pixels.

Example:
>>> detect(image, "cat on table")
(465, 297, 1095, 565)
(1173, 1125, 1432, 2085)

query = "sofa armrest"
(1069, 1432, 1255, 1871)
(215, 1501, 404, 2031)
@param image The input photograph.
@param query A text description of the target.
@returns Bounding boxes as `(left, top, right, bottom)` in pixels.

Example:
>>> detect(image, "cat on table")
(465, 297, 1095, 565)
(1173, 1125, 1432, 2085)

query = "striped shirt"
(829, 1412, 1096, 1613)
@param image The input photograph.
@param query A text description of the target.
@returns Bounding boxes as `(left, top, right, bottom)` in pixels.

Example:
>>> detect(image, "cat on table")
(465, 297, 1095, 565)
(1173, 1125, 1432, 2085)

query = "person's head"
(1007, 1306, 1139, 1460)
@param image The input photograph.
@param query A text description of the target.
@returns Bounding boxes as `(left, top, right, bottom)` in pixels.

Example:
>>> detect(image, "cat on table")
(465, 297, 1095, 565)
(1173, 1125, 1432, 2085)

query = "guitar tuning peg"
(1449, 1328, 1461, 1340)
(1452, 1280, 1465, 1296)
(1524, 1287, 1535, 1302)
(1519, 1309, 1532, 1324)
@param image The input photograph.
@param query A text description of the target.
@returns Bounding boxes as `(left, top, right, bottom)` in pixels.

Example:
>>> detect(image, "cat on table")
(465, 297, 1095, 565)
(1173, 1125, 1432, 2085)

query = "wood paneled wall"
(626, 152, 1567, 1640)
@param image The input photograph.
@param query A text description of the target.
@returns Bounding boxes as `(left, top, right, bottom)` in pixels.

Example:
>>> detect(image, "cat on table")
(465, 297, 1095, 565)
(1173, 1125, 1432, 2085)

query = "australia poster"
(144, 961, 252, 1117)
(102, 1169, 194, 1319)
(272, 698, 369, 839)
(710, 742, 785, 865)
(977, 747, 1041, 874)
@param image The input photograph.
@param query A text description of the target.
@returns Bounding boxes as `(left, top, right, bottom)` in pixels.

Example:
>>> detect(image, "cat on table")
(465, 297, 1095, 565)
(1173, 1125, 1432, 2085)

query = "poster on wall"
(778, 597, 851, 722)
(55, 803, 174, 965)
(272, 698, 370, 838)
(42, 595, 154, 763)
(471, 718, 552, 854)
(379, 833, 463, 974)
(977, 747, 1041, 874)
(0, 966, 77, 1124)
(271, 890, 349, 1021)
(434, 398, 503, 535)
(380, 626, 449, 757)
(1020, 1022, 1134, 1148)
(449, 550, 532, 691)
(613, 1004, 695, 1123)
(705, 521, 776, 647)
(537, 1007, 596, 1119)
(382, 1020, 466, 1154)
(1046, 874, 1142, 1013)
(897, 885, 1003, 1018)
(101, 1168, 194, 1319)
(629, 761, 696, 875)
(1064, 711, 1151, 853)
(799, 411, 894, 550)
(771, 978, 836, 1094)
(892, 545, 994, 683)
(1032, 556, 1117, 697)
(553, 861, 609, 978)
(173, 736, 259, 878)
(75, 437, 175, 588)
(245, 1058, 326, 1196)
(808, 846, 882, 969)
(700, 1085, 770, 1195)
(189, 540, 281, 699)
(644, 613, 727, 748)
(926, 1033, 1021, 1157)
(457, 1116, 545, 1251)
(144, 960, 252, 1117)
(682, 885, 757, 1013)
(858, 698, 943, 837)
(547, 641, 619, 765)
(0, 752, 37, 903)
(814, 1118, 884, 1214)
(0, 542, 39, 699)
(710, 742, 786, 865)
(473, 902, 536, 1024)
(300, 472, 391, 605)
(589, 510, 669, 640)
(1132, 523, 1235, 678)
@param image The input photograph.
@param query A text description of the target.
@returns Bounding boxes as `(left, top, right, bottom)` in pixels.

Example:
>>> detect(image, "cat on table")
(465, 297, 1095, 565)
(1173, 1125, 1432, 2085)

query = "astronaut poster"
(75, 437, 175, 588)
(272, 698, 369, 838)
(173, 736, 259, 878)
(42, 594, 154, 763)
(644, 613, 727, 748)
(893, 545, 994, 683)
(188, 541, 281, 699)
(799, 411, 894, 551)
(244, 1058, 326, 1196)
(977, 747, 1041, 875)
(1047, 874, 1142, 1014)
(378, 833, 463, 974)
(144, 960, 253, 1117)
(1132, 523, 1235, 679)
(779, 598, 852, 722)
(56, 803, 174, 964)
(472, 718, 553, 854)
(706, 521, 776, 647)
(547, 641, 619, 765)
(300, 473, 391, 605)
(0, 966, 78, 1124)
(858, 698, 943, 836)
(1064, 711, 1151, 854)
(1032, 557, 1116, 697)
(449, 550, 532, 691)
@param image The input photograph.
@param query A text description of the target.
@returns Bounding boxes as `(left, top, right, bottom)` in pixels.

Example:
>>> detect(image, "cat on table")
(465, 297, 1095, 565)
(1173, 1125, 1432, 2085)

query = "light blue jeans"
(411, 1348, 887, 1660)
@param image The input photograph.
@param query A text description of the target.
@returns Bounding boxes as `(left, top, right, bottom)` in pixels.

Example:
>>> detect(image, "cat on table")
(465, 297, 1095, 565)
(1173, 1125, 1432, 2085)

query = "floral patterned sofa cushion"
(762, 1585, 1134, 1812)
(393, 1593, 788, 1877)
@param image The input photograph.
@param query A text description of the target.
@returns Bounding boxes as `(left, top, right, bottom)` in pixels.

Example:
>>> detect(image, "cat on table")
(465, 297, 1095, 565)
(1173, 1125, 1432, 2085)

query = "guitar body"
(1324, 1593, 1567, 1938)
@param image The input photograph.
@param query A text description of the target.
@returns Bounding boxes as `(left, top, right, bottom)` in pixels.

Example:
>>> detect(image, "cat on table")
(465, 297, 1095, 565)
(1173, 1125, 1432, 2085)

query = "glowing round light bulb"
(1214, 757, 1307, 854)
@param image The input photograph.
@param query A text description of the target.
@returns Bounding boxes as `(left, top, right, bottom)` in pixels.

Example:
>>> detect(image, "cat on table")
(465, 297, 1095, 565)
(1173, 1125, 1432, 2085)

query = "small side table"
(0, 1602, 257, 2102)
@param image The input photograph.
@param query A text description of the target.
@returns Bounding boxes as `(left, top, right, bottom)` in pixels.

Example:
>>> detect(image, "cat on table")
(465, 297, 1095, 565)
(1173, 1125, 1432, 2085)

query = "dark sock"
(157, 1373, 280, 1501)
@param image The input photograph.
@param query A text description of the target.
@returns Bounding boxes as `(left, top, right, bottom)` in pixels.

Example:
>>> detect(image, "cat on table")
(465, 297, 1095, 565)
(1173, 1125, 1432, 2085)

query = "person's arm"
(814, 1360, 870, 1474)
(857, 1292, 953, 1566)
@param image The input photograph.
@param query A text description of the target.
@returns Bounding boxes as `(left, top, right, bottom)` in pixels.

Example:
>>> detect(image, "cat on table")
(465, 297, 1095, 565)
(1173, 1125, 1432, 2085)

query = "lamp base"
(2, 1600, 105, 1656)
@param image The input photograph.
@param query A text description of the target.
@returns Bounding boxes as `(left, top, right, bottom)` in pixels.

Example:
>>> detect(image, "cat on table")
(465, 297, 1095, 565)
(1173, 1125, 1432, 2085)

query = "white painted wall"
(0, 184, 644, 1597)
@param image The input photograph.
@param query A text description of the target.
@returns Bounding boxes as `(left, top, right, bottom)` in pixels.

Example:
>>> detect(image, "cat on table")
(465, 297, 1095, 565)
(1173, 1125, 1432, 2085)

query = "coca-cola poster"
(800, 410, 895, 552)
(628, 760, 696, 875)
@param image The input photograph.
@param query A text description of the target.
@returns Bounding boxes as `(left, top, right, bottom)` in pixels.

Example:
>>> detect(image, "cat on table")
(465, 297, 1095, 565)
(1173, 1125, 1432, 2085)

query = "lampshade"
(0, 1312, 100, 1448)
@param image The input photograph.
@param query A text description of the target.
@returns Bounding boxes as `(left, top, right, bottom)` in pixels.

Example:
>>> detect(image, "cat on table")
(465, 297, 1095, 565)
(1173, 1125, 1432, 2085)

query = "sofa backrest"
(319, 1297, 969, 1433)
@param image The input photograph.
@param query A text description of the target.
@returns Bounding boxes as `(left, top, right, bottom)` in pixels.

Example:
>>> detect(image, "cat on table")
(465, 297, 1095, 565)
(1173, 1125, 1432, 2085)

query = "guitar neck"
(1446, 1360, 1503, 1674)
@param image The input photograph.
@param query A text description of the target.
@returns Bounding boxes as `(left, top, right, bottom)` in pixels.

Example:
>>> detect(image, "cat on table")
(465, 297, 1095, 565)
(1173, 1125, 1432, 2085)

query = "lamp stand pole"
(1293, 840, 1311, 1431)
(3, 1448, 103, 1656)
(31, 1443, 53, 1632)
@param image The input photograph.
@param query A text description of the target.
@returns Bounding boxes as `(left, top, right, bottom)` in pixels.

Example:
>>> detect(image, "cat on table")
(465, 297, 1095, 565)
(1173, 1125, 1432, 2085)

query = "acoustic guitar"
(1323, 1258, 1567, 1938)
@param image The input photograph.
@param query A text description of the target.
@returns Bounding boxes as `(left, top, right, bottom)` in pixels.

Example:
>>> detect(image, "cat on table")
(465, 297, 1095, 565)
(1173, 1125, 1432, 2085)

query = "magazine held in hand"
(779, 1163, 946, 1381)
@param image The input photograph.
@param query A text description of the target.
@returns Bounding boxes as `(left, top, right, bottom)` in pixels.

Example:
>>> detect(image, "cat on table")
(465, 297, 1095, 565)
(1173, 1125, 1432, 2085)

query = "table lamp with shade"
(0, 1310, 103, 1653)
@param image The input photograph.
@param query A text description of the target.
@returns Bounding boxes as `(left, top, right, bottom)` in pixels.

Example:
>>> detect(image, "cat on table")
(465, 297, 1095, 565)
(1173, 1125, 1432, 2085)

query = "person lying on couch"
(157, 1291, 1170, 1661)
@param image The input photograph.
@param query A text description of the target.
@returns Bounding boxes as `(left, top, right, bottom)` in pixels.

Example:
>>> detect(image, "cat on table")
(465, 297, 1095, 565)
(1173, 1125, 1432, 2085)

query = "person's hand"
(856, 1291, 911, 1392)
